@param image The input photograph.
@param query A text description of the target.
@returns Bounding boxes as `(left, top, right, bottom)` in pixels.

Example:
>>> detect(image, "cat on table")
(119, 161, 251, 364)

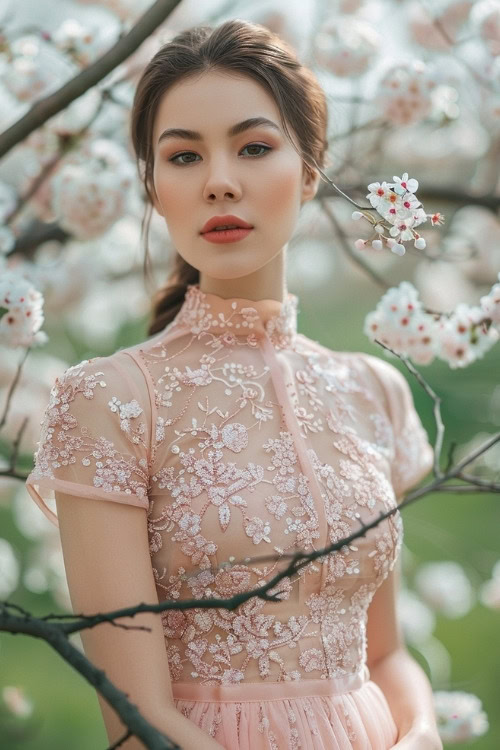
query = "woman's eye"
(168, 143, 272, 165)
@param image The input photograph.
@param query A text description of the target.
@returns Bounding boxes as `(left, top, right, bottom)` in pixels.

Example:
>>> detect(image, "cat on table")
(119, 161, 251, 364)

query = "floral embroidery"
(245, 516, 272, 544)
(28, 357, 149, 500)
(27, 283, 433, 692)
(174, 283, 298, 349)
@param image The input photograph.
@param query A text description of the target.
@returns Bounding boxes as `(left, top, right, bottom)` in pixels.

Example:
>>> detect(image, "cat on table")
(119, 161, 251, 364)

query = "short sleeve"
(358, 352, 434, 498)
(25, 352, 152, 528)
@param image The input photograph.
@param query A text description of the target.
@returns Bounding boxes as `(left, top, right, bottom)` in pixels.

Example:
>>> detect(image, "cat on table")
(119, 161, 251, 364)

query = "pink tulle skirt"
(172, 666, 399, 749)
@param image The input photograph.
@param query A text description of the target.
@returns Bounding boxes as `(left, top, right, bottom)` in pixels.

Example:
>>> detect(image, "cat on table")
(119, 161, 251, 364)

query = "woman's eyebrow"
(157, 116, 280, 145)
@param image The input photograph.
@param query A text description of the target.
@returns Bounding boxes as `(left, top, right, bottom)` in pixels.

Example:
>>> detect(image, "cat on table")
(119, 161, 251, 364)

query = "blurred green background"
(1, 261, 499, 750)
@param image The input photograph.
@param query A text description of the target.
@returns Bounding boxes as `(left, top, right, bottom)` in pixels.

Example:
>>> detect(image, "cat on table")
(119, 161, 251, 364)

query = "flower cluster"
(414, 561, 474, 619)
(377, 60, 438, 125)
(51, 138, 135, 239)
(433, 690, 489, 743)
(0, 266, 47, 349)
(0, 34, 59, 102)
(353, 172, 444, 256)
(409, 0, 473, 52)
(364, 274, 500, 367)
(51, 18, 114, 67)
(314, 16, 380, 78)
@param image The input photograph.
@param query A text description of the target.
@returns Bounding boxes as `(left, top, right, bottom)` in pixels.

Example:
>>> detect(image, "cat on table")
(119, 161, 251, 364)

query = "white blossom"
(397, 588, 436, 645)
(52, 18, 118, 66)
(414, 561, 474, 618)
(433, 690, 489, 743)
(314, 17, 380, 78)
(359, 172, 432, 256)
(436, 302, 499, 368)
(365, 277, 500, 367)
(0, 34, 67, 102)
(409, 1, 473, 52)
(2, 686, 34, 719)
(366, 181, 392, 211)
(377, 60, 439, 125)
(392, 172, 419, 195)
(363, 281, 438, 365)
(0, 268, 47, 349)
(50, 139, 135, 239)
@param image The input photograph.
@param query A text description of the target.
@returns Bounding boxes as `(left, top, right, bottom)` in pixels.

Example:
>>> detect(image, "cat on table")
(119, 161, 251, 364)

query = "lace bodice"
(26, 284, 434, 686)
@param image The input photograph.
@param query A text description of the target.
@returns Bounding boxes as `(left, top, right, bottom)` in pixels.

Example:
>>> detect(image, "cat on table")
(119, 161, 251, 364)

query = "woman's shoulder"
(295, 332, 377, 368)
(295, 334, 399, 400)
(298, 332, 403, 370)
(52, 344, 153, 411)
(55, 347, 134, 382)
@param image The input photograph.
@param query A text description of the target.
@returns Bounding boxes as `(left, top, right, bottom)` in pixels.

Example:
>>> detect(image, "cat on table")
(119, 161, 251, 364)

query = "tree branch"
(0, 0, 183, 159)
(319, 197, 389, 289)
(1, 602, 179, 750)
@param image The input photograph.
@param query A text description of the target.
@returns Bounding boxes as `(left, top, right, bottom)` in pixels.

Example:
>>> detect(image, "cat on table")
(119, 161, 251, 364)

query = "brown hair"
(130, 18, 330, 336)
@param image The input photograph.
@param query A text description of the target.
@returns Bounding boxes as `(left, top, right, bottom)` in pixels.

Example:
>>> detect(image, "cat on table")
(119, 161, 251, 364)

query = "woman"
(26, 18, 443, 750)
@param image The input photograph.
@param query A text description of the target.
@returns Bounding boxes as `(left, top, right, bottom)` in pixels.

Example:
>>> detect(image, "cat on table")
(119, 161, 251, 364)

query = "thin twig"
(320, 198, 389, 288)
(374, 340, 445, 477)
(0, 347, 30, 430)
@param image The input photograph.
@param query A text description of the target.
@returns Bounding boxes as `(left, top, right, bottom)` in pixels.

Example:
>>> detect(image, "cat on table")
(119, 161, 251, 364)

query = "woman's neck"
(199, 246, 288, 302)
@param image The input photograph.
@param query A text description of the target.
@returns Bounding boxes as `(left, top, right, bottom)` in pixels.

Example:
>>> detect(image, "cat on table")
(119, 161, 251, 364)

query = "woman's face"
(151, 69, 319, 280)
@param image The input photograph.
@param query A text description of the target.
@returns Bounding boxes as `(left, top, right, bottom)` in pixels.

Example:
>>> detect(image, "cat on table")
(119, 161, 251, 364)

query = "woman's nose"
(203, 160, 242, 201)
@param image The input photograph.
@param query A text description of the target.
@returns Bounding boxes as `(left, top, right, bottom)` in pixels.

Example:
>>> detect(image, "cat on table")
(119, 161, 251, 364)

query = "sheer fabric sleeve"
(359, 352, 434, 498)
(25, 352, 152, 528)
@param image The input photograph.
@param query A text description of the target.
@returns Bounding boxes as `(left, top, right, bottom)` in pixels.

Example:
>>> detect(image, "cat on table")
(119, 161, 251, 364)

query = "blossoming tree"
(0, 0, 499, 747)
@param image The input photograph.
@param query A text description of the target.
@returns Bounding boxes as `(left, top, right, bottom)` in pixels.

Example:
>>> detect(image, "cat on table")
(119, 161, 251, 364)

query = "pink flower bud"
(354, 238, 366, 250)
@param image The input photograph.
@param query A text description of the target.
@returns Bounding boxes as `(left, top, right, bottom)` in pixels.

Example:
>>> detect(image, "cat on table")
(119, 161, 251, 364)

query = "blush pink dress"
(26, 283, 434, 749)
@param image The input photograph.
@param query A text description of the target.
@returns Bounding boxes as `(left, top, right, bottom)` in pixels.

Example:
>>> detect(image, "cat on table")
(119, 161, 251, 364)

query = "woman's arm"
(56, 491, 224, 750)
(366, 559, 442, 748)
(369, 649, 442, 748)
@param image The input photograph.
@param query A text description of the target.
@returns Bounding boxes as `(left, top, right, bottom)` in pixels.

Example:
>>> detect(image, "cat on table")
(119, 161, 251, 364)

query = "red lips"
(201, 215, 253, 233)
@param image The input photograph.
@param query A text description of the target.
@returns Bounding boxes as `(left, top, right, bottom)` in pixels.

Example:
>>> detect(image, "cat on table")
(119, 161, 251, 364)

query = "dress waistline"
(172, 664, 371, 703)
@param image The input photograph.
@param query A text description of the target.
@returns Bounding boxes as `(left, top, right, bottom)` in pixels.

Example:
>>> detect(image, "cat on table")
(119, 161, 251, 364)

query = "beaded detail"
(174, 284, 299, 349)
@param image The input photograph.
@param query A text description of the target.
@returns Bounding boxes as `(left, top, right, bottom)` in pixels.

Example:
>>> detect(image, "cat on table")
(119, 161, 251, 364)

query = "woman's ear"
(150, 185, 164, 216)
(301, 167, 321, 205)
(147, 175, 164, 216)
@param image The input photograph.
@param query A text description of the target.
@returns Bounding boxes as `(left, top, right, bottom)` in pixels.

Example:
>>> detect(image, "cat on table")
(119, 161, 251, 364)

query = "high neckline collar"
(172, 283, 299, 349)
